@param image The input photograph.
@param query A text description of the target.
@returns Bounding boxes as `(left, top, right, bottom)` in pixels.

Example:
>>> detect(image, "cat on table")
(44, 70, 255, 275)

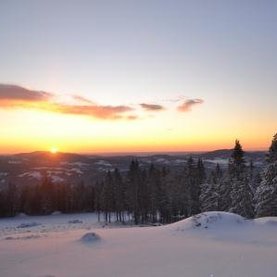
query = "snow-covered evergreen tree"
(229, 175, 254, 218)
(255, 133, 277, 217)
(228, 140, 254, 218)
(200, 164, 222, 212)
(200, 182, 218, 212)
(218, 175, 232, 211)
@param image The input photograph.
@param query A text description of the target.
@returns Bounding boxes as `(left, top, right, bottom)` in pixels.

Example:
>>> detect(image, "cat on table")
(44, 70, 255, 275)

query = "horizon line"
(0, 148, 268, 157)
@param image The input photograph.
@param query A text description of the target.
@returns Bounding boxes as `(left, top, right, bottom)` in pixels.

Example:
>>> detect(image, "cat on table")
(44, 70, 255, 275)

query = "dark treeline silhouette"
(1, 133, 277, 223)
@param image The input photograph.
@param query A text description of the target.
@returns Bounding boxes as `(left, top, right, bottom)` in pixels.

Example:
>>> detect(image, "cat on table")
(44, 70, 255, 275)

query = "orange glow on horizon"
(0, 101, 275, 155)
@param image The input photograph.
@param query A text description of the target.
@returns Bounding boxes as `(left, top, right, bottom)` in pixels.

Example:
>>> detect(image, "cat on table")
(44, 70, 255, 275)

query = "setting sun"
(50, 146, 58, 154)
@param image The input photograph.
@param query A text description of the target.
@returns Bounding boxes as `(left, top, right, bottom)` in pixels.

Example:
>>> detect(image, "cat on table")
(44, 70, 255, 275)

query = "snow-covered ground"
(0, 212, 277, 277)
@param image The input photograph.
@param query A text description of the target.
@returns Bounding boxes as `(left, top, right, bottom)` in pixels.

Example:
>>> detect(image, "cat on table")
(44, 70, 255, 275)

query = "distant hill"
(201, 149, 266, 161)
(13, 151, 89, 163)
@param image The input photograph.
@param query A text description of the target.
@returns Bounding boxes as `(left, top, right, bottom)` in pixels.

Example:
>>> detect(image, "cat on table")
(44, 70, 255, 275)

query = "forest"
(0, 134, 276, 224)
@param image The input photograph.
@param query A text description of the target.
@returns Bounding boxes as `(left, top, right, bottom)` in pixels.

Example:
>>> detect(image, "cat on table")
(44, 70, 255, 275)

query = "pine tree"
(113, 168, 126, 222)
(231, 139, 245, 168)
(268, 133, 277, 162)
(5, 182, 18, 216)
(164, 168, 183, 221)
(228, 140, 254, 218)
(101, 171, 115, 222)
(200, 165, 221, 212)
(218, 174, 232, 211)
(255, 133, 277, 217)
(40, 175, 54, 215)
(183, 157, 201, 216)
(196, 158, 206, 184)
(200, 182, 218, 212)
(94, 181, 103, 221)
(158, 167, 172, 223)
(126, 160, 142, 224)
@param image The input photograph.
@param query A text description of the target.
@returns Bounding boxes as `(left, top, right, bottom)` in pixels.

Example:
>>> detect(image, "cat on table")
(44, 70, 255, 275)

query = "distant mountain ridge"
(8, 149, 267, 160)
(0, 149, 267, 189)
(201, 149, 266, 160)
(13, 151, 90, 162)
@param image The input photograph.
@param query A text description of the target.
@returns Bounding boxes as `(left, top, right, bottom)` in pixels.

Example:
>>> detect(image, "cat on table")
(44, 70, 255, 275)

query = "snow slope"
(0, 212, 277, 277)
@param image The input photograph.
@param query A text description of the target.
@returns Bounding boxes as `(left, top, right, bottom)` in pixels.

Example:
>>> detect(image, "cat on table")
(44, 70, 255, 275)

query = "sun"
(50, 146, 59, 154)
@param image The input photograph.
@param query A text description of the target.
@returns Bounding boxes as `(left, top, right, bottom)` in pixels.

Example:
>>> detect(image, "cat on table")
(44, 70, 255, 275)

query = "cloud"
(53, 103, 133, 120)
(177, 98, 204, 112)
(140, 103, 165, 111)
(0, 84, 52, 102)
(70, 94, 95, 105)
(164, 95, 186, 103)
(0, 84, 135, 120)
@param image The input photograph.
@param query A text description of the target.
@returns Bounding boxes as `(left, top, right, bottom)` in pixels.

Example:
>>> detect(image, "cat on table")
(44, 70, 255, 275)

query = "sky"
(0, 0, 276, 154)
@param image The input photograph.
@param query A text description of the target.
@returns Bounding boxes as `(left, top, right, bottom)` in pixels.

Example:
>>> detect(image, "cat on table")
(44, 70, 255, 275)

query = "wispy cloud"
(70, 94, 95, 105)
(164, 95, 186, 103)
(0, 84, 52, 102)
(177, 98, 204, 112)
(0, 84, 135, 120)
(140, 103, 165, 111)
(0, 84, 203, 119)
(53, 103, 133, 120)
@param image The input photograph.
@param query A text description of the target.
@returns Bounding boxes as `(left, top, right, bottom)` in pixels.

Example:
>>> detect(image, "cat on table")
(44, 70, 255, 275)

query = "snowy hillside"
(1, 212, 277, 277)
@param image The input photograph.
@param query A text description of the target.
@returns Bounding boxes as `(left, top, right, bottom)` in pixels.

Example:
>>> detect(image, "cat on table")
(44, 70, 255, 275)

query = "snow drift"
(169, 211, 246, 232)
(1, 211, 277, 277)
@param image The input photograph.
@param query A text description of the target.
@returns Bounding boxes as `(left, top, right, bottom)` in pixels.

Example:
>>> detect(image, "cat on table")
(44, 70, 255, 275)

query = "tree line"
(0, 133, 277, 223)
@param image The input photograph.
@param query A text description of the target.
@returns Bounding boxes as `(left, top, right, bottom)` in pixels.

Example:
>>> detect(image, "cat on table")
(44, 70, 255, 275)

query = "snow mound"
(80, 232, 101, 243)
(170, 212, 246, 232)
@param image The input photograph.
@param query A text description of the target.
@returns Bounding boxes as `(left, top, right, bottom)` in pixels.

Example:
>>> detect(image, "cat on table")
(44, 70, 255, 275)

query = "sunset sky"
(0, 0, 276, 154)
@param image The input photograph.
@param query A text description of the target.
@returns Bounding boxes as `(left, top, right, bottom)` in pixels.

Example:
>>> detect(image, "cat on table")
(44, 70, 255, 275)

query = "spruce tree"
(200, 182, 218, 212)
(184, 157, 201, 216)
(113, 168, 126, 222)
(231, 139, 245, 168)
(228, 140, 254, 218)
(126, 160, 142, 224)
(40, 175, 54, 215)
(255, 133, 277, 217)
(268, 133, 277, 162)
(200, 165, 221, 212)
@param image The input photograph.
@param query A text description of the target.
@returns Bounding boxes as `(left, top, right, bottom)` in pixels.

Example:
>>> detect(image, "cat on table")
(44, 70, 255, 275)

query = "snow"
(61, 161, 89, 168)
(174, 159, 186, 164)
(8, 160, 22, 164)
(17, 222, 41, 228)
(69, 168, 83, 174)
(18, 171, 42, 180)
(0, 212, 277, 277)
(50, 175, 64, 184)
(68, 219, 83, 224)
(94, 160, 112, 167)
(155, 158, 170, 164)
(169, 212, 246, 232)
(204, 158, 229, 165)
